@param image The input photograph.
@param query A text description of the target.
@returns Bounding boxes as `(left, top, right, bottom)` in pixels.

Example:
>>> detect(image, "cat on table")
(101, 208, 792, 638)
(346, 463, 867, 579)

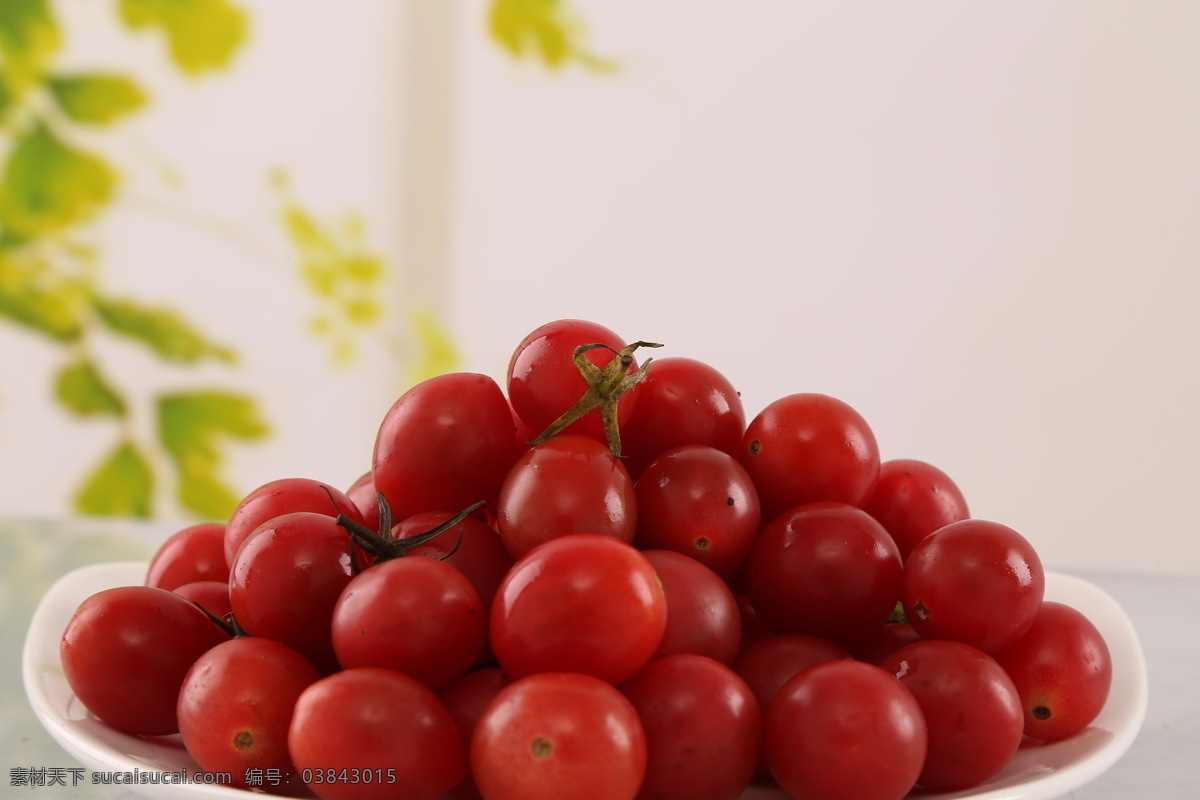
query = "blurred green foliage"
(0, 0, 264, 520)
(489, 0, 614, 71)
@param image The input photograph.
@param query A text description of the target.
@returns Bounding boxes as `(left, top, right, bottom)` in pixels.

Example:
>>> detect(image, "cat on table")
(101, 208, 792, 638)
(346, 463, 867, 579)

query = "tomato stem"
(527, 339, 663, 458)
(332, 493, 483, 564)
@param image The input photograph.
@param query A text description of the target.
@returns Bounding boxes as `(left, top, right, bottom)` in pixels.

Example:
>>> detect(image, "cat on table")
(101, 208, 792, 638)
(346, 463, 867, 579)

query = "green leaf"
(73, 440, 154, 517)
(55, 357, 126, 417)
(118, 0, 249, 76)
(93, 295, 236, 364)
(0, 249, 86, 341)
(0, 0, 60, 91)
(157, 390, 269, 518)
(48, 74, 148, 125)
(0, 123, 118, 240)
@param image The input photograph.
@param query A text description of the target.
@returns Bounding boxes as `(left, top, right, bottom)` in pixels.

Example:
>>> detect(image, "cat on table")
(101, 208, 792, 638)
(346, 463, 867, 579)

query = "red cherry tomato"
(289, 667, 465, 800)
(621, 654, 762, 800)
(507, 319, 639, 445)
(393, 510, 513, 619)
(61, 586, 229, 735)
(490, 534, 667, 685)
(733, 633, 851, 718)
(641, 549, 741, 666)
(373, 372, 522, 523)
(739, 393, 880, 519)
(992, 601, 1113, 741)
(177, 637, 319, 790)
(344, 470, 381, 534)
(146, 522, 229, 590)
(171, 580, 232, 621)
(634, 445, 761, 582)
(883, 640, 1024, 791)
(765, 660, 927, 800)
(496, 435, 637, 560)
(471, 672, 647, 800)
(331, 556, 485, 690)
(903, 518, 1045, 654)
(745, 503, 903, 645)
(863, 458, 970, 560)
(224, 477, 365, 569)
(619, 357, 746, 480)
(438, 668, 515, 800)
(228, 511, 355, 673)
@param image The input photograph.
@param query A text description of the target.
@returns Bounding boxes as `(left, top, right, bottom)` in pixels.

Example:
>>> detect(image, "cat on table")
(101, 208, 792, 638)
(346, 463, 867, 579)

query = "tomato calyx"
(332, 491, 484, 567)
(527, 339, 663, 458)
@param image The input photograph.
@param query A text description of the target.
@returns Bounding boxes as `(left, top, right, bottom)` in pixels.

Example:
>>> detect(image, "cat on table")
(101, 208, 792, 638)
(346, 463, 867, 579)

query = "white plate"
(23, 563, 1147, 800)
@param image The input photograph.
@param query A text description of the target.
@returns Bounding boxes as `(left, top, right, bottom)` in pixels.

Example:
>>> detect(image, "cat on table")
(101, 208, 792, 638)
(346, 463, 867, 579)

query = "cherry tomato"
(345, 470, 381, 534)
(177, 637, 319, 790)
(490, 534, 667, 685)
(732, 634, 851, 718)
(224, 477, 365, 569)
(507, 319, 639, 445)
(373, 372, 522, 523)
(146, 522, 229, 590)
(289, 667, 465, 800)
(228, 511, 355, 673)
(331, 556, 485, 690)
(496, 435, 637, 560)
(739, 393, 880, 519)
(393, 510, 513, 620)
(846, 622, 922, 667)
(642, 549, 741, 666)
(619, 357, 746, 480)
(992, 601, 1113, 741)
(634, 445, 761, 582)
(620, 654, 761, 800)
(765, 660, 927, 800)
(745, 503, 903, 646)
(438, 668, 515, 800)
(883, 640, 1024, 791)
(61, 586, 229, 735)
(471, 672, 647, 800)
(903, 518, 1044, 654)
(863, 458, 970, 560)
(172, 580, 233, 621)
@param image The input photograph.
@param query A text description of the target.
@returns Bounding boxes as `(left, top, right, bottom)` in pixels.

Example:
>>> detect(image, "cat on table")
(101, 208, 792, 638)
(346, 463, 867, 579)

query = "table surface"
(2, 518, 1197, 799)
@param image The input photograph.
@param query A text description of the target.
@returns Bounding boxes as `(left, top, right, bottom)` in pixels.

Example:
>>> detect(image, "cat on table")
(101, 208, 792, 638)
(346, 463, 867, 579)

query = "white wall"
(446, 1, 1200, 576)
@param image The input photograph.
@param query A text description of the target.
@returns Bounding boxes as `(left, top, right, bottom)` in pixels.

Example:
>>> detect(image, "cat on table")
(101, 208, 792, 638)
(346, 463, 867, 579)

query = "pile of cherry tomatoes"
(59, 319, 1114, 800)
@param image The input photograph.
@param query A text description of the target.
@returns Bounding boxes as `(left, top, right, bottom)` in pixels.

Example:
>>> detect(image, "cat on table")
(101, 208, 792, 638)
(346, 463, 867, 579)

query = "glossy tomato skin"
(903, 518, 1044, 654)
(739, 393, 880, 519)
(642, 549, 742, 666)
(496, 435, 637, 560)
(373, 372, 522, 523)
(177, 637, 319, 790)
(228, 512, 355, 673)
(146, 522, 229, 590)
(634, 446, 761, 582)
(732, 634, 851, 718)
(471, 672, 647, 800)
(344, 471, 381, 535)
(992, 601, 1113, 741)
(619, 357, 746, 480)
(393, 511, 513, 619)
(490, 534, 667, 685)
(765, 660, 927, 800)
(224, 477, 365, 570)
(61, 586, 230, 736)
(289, 667, 465, 800)
(863, 458, 970, 560)
(883, 640, 1023, 791)
(745, 503, 903, 646)
(507, 319, 637, 445)
(621, 654, 762, 800)
(330, 557, 485, 690)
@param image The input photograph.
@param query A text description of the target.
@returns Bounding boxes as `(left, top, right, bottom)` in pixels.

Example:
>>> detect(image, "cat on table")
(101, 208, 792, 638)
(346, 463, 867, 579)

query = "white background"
(2, 1, 1196, 577)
